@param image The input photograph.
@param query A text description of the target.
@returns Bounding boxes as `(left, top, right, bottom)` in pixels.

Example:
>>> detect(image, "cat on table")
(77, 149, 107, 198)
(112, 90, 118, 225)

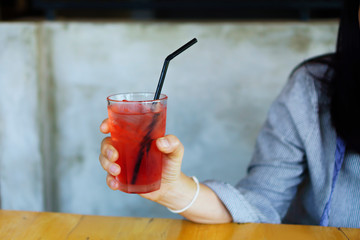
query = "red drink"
(107, 93, 167, 193)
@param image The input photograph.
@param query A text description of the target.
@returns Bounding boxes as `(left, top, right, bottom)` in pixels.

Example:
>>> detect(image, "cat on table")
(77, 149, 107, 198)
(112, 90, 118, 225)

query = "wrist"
(167, 176, 199, 213)
(156, 173, 197, 211)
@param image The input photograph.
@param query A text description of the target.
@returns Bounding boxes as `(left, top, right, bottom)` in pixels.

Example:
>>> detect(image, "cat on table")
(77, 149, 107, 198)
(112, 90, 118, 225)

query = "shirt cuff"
(203, 180, 260, 223)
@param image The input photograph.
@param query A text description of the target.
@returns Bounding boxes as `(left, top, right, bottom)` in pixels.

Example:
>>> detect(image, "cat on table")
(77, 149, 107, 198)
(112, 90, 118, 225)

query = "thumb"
(156, 135, 184, 162)
(156, 135, 184, 182)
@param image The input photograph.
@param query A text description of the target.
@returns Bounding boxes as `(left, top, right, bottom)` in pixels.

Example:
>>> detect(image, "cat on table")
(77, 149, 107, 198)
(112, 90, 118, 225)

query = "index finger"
(100, 118, 110, 134)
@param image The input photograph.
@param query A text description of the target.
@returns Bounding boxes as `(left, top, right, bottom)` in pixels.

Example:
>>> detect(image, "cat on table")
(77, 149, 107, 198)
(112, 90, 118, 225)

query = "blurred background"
(0, 0, 339, 219)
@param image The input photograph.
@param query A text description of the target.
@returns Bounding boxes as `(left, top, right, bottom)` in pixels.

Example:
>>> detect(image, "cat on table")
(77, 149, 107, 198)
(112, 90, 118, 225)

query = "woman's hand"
(99, 118, 184, 202)
(99, 118, 232, 223)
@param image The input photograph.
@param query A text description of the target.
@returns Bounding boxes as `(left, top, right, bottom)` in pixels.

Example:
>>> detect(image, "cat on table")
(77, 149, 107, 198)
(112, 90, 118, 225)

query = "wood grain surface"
(0, 210, 358, 240)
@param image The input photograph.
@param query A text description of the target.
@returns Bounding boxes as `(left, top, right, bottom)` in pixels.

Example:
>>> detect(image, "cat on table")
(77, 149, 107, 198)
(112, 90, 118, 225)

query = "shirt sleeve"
(204, 67, 317, 223)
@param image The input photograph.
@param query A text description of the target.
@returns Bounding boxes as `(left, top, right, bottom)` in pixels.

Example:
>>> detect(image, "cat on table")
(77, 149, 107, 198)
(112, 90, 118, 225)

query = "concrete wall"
(0, 21, 337, 218)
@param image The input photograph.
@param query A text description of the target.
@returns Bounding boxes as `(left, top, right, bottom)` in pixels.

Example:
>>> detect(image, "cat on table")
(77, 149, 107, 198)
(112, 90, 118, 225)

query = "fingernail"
(107, 149, 113, 159)
(159, 138, 170, 148)
(110, 164, 120, 175)
(110, 180, 118, 189)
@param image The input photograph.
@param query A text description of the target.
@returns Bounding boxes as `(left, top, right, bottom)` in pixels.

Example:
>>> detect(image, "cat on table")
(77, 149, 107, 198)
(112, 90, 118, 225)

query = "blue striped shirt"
(204, 62, 360, 228)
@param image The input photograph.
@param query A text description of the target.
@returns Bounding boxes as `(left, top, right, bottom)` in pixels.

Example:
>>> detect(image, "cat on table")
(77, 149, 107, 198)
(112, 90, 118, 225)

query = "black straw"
(154, 38, 197, 100)
(131, 38, 198, 185)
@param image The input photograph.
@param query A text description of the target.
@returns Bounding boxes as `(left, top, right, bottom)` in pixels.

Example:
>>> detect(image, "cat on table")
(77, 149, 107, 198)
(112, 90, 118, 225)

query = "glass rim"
(107, 92, 168, 103)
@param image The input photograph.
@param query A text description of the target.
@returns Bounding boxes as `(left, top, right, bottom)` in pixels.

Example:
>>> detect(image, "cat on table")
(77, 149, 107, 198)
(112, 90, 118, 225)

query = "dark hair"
(330, 0, 360, 152)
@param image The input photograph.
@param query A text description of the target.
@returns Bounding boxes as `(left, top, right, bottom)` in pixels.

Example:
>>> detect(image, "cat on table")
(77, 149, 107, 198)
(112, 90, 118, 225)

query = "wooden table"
(0, 210, 359, 239)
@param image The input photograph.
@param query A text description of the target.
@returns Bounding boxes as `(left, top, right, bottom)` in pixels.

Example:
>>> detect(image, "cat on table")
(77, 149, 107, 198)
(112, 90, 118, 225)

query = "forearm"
(157, 173, 233, 224)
